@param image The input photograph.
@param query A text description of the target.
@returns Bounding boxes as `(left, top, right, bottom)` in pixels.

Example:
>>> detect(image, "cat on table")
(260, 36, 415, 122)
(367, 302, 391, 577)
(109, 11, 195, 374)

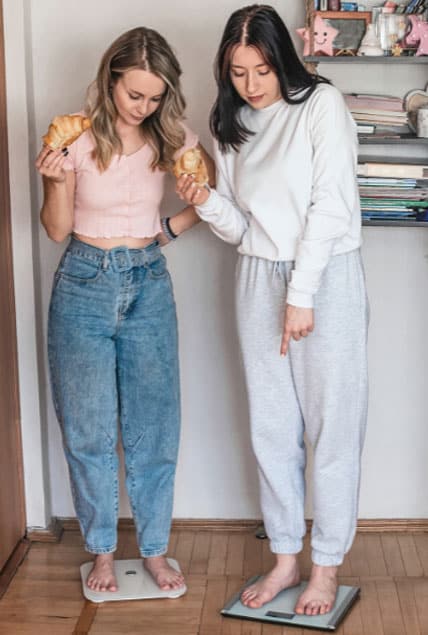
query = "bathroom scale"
(221, 576, 360, 631)
(80, 558, 187, 603)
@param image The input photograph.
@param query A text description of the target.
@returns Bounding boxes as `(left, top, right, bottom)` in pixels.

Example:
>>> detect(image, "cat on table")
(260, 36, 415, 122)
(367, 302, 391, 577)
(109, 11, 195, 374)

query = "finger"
(43, 154, 66, 176)
(176, 178, 191, 196)
(35, 146, 54, 168)
(292, 332, 301, 341)
(42, 149, 62, 169)
(280, 329, 291, 356)
(300, 329, 309, 338)
(182, 176, 197, 195)
(189, 183, 202, 202)
(175, 174, 188, 192)
(55, 152, 68, 167)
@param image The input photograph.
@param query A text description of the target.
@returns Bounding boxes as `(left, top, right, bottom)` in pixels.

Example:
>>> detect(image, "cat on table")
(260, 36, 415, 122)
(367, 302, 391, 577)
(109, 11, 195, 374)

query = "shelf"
(363, 220, 428, 226)
(359, 135, 428, 145)
(304, 56, 428, 64)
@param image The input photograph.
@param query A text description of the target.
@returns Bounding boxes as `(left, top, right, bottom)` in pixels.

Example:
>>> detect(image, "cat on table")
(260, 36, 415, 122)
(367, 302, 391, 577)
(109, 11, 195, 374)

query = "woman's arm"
(287, 87, 358, 309)
(36, 146, 75, 243)
(164, 143, 215, 240)
(281, 87, 357, 355)
(176, 141, 248, 245)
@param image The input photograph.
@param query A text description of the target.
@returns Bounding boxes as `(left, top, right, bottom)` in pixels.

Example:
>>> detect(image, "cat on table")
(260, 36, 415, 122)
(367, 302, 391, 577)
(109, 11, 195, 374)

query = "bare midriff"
(73, 233, 156, 250)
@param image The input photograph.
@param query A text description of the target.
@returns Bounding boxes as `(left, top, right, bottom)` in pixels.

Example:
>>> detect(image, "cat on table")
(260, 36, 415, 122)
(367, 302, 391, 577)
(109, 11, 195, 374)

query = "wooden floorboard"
(0, 529, 427, 634)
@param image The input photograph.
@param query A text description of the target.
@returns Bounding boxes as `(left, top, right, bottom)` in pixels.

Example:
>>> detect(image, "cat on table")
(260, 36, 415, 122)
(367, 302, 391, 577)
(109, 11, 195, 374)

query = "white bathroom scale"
(221, 576, 360, 631)
(80, 558, 187, 603)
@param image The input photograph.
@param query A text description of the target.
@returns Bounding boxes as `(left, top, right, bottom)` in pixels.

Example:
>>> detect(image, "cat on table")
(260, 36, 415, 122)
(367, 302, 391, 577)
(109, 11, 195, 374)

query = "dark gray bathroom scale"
(221, 576, 360, 631)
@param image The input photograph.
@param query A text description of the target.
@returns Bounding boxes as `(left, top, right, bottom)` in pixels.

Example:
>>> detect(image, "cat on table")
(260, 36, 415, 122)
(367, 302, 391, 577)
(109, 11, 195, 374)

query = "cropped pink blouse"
(63, 123, 198, 238)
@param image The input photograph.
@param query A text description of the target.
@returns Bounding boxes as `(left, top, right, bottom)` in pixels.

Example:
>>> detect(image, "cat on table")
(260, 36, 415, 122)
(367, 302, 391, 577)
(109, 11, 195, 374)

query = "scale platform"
(221, 576, 360, 631)
(80, 558, 187, 603)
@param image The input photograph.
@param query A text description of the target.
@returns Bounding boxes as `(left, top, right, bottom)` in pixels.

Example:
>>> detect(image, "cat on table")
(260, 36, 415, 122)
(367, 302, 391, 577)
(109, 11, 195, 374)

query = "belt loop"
(102, 252, 109, 271)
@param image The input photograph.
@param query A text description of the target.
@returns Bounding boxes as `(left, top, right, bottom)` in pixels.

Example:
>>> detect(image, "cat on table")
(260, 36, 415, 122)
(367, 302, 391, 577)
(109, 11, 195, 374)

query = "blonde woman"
(36, 27, 214, 594)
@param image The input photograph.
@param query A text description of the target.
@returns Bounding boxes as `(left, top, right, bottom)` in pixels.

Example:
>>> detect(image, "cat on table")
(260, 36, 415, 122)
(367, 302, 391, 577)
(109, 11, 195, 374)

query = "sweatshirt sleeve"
(286, 86, 360, 308)
(195, 140, 248, 245)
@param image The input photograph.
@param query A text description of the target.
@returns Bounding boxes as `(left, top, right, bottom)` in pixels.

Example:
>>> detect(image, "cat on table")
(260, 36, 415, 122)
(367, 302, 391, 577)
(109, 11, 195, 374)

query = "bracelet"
(160, 216, 177, 241)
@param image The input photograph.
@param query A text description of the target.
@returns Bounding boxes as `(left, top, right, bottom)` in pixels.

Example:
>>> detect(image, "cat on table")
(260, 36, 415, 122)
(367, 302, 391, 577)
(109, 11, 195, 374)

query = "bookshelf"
(304, 56, 428, 64)
(359, 136, 428, 145)
(363, 220, 428, 226)
(303, 0, 428, 228)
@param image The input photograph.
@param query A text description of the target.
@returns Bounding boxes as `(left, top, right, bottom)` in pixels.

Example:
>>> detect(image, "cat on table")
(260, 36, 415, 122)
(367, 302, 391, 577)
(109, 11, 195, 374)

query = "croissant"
(173, 147, 208, 186)
(42, 114, 91, 150)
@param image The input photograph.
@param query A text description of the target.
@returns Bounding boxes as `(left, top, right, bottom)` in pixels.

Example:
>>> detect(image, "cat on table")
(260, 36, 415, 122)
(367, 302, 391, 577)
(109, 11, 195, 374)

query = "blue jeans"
(48, 237, 180, 557)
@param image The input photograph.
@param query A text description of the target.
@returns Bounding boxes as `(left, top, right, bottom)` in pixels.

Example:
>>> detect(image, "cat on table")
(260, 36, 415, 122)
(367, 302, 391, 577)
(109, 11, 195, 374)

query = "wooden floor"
(1, 528, 428, 634)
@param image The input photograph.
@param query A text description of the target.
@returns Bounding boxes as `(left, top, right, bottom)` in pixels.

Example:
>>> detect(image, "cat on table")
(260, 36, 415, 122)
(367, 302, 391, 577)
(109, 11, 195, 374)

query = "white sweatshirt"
(196, 83, 362, 308)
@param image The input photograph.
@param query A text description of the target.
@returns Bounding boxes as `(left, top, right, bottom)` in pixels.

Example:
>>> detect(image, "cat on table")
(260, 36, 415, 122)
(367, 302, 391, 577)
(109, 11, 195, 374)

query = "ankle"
(94, 552, 114, 564)
(275, 553, 299, 568)
(311, 564, 338, 580)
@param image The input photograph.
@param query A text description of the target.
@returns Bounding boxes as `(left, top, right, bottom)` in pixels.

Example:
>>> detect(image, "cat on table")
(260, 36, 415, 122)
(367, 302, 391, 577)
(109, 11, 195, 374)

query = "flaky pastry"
(173, 147, 209, 186)
(42, 114, 91, 150)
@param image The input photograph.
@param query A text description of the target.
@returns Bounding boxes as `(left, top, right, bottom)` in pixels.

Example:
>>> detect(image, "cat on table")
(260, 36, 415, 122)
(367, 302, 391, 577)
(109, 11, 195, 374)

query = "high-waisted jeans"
(48, 237, 180, 557)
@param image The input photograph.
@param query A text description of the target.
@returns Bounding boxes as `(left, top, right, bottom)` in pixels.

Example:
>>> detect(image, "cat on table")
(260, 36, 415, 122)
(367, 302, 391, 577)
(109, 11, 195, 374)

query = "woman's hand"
(35, 145, 68, 183)
(176, 174, 210, 207)
(155, 230, 170, 247)
(281, 304, 314, 356)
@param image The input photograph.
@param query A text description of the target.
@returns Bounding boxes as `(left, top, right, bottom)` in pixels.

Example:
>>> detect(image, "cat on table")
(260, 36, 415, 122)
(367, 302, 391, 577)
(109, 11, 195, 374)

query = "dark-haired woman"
(177, 4, 368, 617)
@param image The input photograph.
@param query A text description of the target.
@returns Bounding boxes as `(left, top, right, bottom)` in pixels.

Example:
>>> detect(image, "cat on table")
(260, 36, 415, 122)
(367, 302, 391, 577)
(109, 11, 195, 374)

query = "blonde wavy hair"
(86, 27, 186, 171)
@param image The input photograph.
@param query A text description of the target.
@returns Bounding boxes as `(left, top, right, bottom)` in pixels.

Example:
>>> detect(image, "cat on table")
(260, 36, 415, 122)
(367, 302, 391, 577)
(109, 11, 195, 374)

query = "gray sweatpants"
(235, 249, 369, 566)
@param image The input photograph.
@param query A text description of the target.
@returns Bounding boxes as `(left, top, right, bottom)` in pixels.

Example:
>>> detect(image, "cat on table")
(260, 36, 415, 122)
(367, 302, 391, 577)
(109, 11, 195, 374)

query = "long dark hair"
(210, 4, 331, 152)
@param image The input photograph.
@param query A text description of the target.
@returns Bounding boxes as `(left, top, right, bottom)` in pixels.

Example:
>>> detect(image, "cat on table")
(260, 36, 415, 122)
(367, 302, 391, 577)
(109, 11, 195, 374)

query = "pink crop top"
(63, 123, 198, 238)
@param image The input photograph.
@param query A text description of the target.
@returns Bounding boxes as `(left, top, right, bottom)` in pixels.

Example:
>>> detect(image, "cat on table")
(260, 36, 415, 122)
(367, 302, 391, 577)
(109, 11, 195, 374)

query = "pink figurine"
(405, 15, 428, 56)
(297, 15, 339, 57)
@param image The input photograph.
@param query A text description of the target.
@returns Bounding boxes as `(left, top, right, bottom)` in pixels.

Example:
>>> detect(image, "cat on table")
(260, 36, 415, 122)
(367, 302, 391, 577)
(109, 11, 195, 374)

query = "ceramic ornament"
(405, 16, 428, 56)
(297, 15, 339, 57)
(357, 24, 384, 56)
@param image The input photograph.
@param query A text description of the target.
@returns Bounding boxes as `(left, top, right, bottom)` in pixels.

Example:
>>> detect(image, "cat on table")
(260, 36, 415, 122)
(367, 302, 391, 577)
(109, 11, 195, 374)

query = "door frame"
(0, 0, 29, 596)
(2, 0, 50, 532)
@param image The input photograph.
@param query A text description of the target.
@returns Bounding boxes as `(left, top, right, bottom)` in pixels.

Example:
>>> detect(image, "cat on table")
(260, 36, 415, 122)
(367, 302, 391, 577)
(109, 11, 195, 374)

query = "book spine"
(358, 163, 428, 178)
(405, 0, 420, 13)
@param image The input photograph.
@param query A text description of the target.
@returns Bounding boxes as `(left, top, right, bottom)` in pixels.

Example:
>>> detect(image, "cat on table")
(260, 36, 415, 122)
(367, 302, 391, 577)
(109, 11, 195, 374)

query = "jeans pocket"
(58, 252, 103, 283)
(147, 254, 168, 280)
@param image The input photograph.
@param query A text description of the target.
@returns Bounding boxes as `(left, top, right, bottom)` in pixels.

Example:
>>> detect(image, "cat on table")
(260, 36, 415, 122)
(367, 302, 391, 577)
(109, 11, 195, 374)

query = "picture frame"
(313, 11, 372, 56)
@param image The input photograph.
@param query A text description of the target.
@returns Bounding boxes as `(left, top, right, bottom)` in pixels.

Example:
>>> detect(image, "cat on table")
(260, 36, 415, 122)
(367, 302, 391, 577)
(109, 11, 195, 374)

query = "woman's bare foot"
(295, 564, 338, 615)
(143, 555, 185, 590)
(240, 554, 301, 609)
(86, 553, 118, 592)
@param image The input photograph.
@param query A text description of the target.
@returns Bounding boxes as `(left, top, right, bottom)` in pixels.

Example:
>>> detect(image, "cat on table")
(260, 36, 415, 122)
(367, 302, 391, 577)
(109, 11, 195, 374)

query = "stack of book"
(400, 0, 428, 15)
(357, 156, 428, 222)
(344, 93, 411, 139)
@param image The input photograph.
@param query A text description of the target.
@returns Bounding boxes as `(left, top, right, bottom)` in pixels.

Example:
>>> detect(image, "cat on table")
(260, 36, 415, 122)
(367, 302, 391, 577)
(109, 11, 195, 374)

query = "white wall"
(6, 0, 428, 527)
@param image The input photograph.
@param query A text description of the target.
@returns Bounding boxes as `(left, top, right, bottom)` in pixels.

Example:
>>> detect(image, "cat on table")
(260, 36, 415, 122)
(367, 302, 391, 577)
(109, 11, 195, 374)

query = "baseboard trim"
(0, 538, 30, 599)
(355, 518, 428, 533)
(27, 516, 428, 541)
(27, 516, 64, 543)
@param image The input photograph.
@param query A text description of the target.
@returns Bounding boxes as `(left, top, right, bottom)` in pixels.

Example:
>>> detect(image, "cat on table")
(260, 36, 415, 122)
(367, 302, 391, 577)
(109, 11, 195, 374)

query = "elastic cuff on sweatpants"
(270, 539, 303, 555)
(312, 549, 344, 567)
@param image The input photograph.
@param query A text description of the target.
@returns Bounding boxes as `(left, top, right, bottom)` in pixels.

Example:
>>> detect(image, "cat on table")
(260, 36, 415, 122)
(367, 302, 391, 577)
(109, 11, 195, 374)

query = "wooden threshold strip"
(72, 600, 98, 635)
(26, 516, 64, 542)
(27, 517, 428, 542)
